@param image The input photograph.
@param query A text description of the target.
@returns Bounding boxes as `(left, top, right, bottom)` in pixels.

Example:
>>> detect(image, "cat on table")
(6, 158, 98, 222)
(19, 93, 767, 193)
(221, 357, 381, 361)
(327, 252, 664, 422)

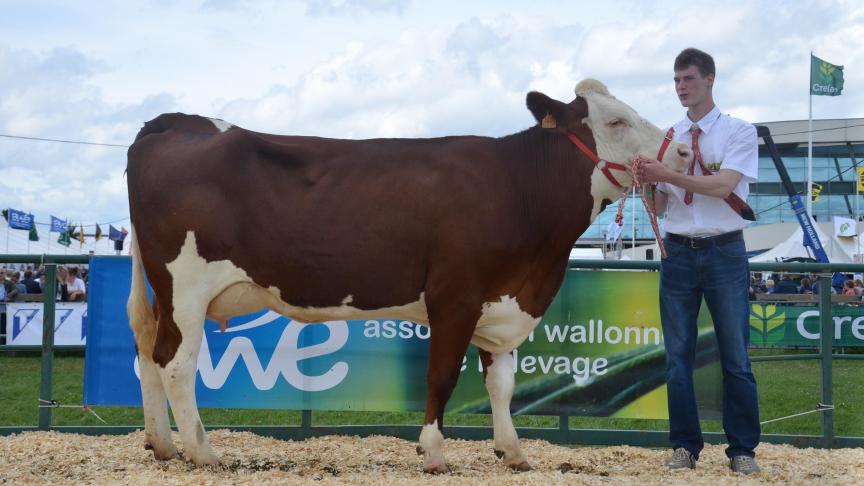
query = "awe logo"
(134, 311, 350, 392)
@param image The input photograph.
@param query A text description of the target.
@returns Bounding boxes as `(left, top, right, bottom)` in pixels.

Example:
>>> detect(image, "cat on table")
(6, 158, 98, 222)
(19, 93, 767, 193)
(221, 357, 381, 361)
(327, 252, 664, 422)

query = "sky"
(1, 0, 862, 254)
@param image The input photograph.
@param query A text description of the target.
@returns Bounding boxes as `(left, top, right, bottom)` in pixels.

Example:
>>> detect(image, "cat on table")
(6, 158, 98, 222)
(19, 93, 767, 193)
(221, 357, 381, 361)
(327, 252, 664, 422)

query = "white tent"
(749, 224, 857, 263)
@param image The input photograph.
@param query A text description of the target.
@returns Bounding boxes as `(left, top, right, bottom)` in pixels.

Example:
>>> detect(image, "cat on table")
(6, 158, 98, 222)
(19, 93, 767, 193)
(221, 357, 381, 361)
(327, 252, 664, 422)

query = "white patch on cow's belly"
(168, 231, 430, 328)
(207, 117, 233, 133)
(471, 296, 540, 354)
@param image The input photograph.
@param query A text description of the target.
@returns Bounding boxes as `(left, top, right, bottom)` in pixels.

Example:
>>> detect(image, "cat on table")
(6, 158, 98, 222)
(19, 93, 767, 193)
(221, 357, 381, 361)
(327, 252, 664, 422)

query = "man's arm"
(638, 162, 743, 199)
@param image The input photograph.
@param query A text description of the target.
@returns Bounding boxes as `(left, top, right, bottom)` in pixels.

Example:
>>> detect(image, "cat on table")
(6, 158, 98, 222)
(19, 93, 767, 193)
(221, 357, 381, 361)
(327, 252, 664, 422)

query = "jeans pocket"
(662, 239, 686, 259)
(715, 239, 747, 259)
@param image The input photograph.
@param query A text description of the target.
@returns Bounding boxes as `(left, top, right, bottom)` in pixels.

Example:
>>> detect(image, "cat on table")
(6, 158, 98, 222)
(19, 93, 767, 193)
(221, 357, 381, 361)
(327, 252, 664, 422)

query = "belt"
(665, 230, 743, 249)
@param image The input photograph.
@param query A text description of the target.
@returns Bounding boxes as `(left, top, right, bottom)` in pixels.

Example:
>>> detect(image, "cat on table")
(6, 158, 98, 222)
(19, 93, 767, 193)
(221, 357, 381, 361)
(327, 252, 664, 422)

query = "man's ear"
(526, 91, 567, 129)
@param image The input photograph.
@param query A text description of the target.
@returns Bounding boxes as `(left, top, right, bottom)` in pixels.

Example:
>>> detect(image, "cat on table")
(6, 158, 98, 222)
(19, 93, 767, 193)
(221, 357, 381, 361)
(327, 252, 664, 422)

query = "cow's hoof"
(494, 448, 504, 459)
(147, 442, 179, 461)
(181, 449, 219, 467)
(416, 445, 425, 456)
(507, 460, 532, 472)
(423, 462, 451, 474)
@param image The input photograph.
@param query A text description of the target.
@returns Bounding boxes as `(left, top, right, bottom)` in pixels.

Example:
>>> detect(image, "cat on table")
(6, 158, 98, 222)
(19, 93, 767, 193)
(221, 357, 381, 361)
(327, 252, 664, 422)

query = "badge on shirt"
(706, 161, 722, 174)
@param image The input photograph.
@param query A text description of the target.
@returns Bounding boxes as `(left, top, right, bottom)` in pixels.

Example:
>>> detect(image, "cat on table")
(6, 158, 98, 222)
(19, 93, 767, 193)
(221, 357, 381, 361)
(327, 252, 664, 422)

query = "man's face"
(674, 65, 713, 108)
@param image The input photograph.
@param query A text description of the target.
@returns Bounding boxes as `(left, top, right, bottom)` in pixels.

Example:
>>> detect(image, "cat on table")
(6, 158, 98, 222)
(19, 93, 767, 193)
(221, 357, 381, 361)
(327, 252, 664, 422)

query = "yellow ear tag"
(541, 114, 557, 129)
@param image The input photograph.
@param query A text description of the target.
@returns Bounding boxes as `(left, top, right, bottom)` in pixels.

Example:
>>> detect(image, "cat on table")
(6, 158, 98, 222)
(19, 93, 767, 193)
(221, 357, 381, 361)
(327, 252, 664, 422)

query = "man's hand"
(632, 157, 673, 184)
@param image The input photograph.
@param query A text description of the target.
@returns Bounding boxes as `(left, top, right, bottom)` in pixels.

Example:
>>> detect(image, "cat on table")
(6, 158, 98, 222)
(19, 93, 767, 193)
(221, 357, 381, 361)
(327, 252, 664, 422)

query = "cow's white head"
(526, 79, 692, 189)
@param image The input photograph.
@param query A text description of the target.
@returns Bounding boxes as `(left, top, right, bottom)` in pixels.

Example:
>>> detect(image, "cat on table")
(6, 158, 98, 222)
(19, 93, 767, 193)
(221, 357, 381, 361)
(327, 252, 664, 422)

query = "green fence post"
(301, 410, 312, 439)
(38, 263, 58, 430)
(819, 273, 834, 448)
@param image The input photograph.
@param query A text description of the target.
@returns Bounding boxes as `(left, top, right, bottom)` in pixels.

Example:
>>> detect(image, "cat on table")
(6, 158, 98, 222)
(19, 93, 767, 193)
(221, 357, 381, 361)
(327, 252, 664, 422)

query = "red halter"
(565, 127, 676, 188)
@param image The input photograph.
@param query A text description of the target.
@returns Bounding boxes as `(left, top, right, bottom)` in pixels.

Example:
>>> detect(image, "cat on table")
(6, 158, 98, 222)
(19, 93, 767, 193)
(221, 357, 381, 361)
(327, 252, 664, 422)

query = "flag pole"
(807, 51, 814, 218)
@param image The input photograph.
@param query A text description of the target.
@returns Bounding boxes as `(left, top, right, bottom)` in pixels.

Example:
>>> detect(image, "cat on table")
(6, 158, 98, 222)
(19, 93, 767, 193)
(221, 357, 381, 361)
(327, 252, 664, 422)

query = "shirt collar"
(684, 105, 721, 134)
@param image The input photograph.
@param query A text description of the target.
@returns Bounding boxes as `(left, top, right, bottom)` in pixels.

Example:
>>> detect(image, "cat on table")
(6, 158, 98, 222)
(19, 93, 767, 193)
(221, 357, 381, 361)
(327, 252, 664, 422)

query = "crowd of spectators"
(0, 264, 89, 302)
(749, 271, 864, 300)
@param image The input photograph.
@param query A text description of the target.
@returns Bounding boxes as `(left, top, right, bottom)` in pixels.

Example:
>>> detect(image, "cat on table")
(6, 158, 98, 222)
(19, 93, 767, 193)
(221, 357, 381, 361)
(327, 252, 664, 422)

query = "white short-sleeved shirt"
(67, 277, 86, 294)
(657, 105, 758, 237)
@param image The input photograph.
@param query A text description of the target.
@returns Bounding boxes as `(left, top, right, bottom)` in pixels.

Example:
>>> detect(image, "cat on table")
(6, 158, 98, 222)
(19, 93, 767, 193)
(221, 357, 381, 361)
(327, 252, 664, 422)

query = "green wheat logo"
(749, 304, 786, 345)
(820, 61, 835, 81)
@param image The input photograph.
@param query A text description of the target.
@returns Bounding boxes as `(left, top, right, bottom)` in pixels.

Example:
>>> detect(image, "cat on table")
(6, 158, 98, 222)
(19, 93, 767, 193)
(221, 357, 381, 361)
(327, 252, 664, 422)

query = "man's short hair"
(674, 47, 715, 77)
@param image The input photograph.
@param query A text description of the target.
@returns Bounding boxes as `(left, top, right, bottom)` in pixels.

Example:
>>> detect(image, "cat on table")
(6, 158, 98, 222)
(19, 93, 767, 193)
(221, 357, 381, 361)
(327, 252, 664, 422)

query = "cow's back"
(127, 114, 525, 312)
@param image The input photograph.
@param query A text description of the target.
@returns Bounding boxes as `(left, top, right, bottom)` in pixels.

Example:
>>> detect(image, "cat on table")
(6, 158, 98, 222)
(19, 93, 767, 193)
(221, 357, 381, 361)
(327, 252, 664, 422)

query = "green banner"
(447, 271, 722, 420)
(750, 302, 864, 346)
(810, 54, 844, 96)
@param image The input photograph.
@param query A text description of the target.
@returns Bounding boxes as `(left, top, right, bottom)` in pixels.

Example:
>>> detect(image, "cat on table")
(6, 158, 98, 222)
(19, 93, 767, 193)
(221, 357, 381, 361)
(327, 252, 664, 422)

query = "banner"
(83, 257, 726, 418)
(6, 302, 88, 346)
(750, 302, 864, 346)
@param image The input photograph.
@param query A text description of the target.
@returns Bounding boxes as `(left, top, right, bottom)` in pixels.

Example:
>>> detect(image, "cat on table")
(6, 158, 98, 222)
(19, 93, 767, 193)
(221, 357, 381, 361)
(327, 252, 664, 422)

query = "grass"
(1, 351, 862, 439)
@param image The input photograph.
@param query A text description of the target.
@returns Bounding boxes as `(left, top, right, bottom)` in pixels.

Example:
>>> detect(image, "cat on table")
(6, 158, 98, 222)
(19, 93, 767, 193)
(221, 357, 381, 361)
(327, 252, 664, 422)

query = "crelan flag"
(811, 54, 844, 96)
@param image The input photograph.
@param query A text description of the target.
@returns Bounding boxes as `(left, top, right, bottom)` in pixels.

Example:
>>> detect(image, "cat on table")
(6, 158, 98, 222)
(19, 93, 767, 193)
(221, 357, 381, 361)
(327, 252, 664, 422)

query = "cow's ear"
(526, 91, 566, 129)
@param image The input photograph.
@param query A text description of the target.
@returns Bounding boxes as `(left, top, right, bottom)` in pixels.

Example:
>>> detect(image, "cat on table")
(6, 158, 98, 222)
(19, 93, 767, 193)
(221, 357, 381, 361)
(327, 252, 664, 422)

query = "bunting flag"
(79, 222, 86, 247)
(50, 216, 68, 233)
(4, 208, 34, 230)
(95, 224, 103, 241)
(29, 224, 39, 242)
(58, 228, 72, 247)
(109, 225, 129, 242)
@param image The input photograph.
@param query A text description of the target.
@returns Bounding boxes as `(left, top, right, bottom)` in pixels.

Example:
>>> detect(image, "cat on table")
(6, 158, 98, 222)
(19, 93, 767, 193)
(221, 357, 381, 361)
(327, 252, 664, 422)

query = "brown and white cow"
(126, 79, 691, 473)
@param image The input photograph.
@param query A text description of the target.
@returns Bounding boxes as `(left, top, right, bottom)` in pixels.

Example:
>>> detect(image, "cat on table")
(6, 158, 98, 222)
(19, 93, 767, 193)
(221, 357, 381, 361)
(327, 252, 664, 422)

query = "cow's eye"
(608, 119, 627, 128)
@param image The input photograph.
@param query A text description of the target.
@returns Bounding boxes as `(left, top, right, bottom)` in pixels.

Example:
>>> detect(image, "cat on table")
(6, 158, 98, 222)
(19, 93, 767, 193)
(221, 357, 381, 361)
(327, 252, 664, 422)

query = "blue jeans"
(660, 236, 760, 459)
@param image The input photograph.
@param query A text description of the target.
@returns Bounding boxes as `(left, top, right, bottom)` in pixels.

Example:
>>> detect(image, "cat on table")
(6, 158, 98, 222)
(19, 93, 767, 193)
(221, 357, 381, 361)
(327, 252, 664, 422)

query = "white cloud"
(1, 0, 863, 254)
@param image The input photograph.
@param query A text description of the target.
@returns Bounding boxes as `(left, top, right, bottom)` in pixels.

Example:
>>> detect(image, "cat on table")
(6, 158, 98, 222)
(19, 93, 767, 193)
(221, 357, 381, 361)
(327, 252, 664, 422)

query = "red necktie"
(683, 126, 755, 221)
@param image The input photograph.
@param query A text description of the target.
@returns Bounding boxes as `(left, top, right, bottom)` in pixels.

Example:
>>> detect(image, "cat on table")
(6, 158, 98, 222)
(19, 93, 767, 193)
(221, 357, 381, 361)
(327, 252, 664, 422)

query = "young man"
(636, 48, 761, 475)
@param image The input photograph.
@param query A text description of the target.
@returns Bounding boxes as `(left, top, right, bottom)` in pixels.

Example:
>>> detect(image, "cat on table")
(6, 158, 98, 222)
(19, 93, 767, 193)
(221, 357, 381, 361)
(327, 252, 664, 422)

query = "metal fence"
(1, 255, 862, 449)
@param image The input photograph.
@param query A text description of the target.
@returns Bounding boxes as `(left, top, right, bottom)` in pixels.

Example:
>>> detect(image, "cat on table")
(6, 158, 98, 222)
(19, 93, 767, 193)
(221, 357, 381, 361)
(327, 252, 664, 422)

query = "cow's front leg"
(419, 303, 479, 474)
(479, 349, 530, 471)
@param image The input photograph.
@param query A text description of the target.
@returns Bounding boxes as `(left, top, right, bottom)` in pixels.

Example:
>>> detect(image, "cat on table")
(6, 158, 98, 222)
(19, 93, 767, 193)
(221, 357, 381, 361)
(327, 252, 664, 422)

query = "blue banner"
(7, 208, 33, 230)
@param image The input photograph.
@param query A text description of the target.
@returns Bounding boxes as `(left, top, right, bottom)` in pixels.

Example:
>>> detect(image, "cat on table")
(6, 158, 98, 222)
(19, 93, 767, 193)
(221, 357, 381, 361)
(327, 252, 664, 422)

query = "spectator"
(56, 266, 69, 302)
(832, 272, 848, 294)
(66, 267, 87, 302)
(748, 276, 764, 300)
(843, 280, 857, 296)
(773, 274, 799, 294)
(854, 279, 864, 295)
(8, 273, 26, 299)
(798, 278, 813, 294)
(21, 270, 41, 294)
(765, 279, 776, 294)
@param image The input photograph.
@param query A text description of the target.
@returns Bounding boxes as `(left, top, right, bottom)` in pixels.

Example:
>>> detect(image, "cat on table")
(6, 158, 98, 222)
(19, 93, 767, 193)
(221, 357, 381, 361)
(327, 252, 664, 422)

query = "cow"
(126, 78, 692, 473)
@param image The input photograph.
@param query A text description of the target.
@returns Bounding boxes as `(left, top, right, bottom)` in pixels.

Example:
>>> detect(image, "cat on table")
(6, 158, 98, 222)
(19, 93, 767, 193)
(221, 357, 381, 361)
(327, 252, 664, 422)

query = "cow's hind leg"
(139, 354, 178, 459)
(156, 302, 218, 466)
(128, 236, 177, 460)
(419, 302, 480, 474)
(479, 349, 530, 471)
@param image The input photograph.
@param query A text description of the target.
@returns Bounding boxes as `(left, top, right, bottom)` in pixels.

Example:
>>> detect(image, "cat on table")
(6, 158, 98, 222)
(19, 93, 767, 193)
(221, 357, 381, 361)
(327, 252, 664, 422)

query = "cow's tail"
(127, 225, 158, 359)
